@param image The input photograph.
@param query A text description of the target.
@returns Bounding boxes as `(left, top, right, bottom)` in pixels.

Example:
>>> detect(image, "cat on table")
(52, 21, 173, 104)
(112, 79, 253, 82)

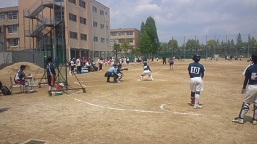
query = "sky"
(1, 0, 257, 44)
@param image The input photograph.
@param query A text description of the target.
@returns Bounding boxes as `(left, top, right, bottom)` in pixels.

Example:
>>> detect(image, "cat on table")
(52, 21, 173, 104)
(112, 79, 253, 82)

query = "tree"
(140, 22, 145, 36)
(186, 39, 200, 53)
(168, 39, 178, 57)
(144, 16, 159, 54)
(158, 42, 169, 54)
(113, 42, 122, 62)
(121, 40, 130, 56)
(140, 30, 153, 54)
(131, 47, 141, 57)
(207, 39, 217, 55)
(236, 33, 243, 56)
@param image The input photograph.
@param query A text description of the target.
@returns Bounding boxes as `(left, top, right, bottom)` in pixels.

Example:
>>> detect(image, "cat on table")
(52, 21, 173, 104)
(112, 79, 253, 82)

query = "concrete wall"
(0, 52, 12, 64)
(0, 51, 45, 67)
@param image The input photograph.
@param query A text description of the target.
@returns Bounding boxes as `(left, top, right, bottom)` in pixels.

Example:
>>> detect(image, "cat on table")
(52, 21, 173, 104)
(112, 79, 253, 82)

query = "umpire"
(106, 64, 119, 83)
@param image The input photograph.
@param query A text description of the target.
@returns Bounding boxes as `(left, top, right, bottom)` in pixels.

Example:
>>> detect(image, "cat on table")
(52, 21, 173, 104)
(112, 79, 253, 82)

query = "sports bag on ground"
(0, 86, 11, 95)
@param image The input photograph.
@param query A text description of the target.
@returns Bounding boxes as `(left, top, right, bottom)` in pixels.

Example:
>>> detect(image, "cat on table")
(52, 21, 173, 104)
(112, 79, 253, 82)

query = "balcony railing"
(24, 0, 64, 18)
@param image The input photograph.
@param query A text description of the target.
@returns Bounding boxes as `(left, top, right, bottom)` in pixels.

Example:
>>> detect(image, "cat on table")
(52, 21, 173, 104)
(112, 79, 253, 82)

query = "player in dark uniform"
(232, 53, 257, 125)
(169, 57, 174, 70)
(188, 54, 205, 109)
(47, 56, 56, 96)
(162, 56, 166, 65)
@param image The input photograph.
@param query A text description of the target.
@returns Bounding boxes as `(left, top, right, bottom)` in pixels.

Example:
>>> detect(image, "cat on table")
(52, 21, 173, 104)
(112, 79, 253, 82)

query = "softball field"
(0, 59, 256, 144)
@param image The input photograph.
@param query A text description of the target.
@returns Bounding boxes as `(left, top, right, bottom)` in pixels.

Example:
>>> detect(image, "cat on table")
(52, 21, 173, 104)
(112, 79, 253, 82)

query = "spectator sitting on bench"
(14, 65, 32, 93)
(91, 60, 98, 71)
(85, 61, 91, 72)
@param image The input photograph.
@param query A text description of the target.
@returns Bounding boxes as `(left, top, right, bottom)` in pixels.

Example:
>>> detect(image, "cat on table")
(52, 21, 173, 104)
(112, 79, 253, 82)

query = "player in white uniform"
(140, 61, 153, 81)
(188, 54, 205, 109)
(232, 53, 257, 125)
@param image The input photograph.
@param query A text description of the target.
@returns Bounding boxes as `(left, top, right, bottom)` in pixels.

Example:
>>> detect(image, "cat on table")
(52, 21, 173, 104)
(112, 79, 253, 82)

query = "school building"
(0, 0, 111, 61)
(110, 28, 141, 51)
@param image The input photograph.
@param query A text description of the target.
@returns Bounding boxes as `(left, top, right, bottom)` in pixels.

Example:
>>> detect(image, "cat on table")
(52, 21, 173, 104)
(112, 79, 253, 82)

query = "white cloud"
(2, 0, 257, 43)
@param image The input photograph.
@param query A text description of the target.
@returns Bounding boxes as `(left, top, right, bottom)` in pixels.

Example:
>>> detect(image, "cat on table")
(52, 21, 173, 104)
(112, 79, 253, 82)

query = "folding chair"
(9, 77, 24, 94)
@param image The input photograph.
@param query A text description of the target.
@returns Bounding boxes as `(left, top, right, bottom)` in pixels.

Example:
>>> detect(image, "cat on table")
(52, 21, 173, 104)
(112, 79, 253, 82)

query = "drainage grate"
(24, 140, 45, 144)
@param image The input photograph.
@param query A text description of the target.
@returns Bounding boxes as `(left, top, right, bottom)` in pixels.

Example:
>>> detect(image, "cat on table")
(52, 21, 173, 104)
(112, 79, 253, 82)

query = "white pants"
(141, 70, 152, 76)
(244, 85, 257, 104)
(190, 77, 204, 92)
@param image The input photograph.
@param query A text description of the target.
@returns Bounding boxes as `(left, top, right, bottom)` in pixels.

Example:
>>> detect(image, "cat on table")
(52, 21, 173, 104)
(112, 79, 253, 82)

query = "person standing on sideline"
(47, 56, 56, 96)
(169, 57, 174, 70)
(76, 56, 82, 74)
(188, 54, 205, 109)
(162, 56, 166, 65)
(126, 57, 130, 66)
(70, 58, 75, 75)
(98, 57, 103, 71)
(232, 53, 257, 125)
(141, 61, 153, 81)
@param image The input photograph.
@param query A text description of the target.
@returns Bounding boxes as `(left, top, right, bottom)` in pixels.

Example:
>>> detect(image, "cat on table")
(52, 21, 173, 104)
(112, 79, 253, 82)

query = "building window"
(93, 21, 97, 27)
(8, 25, 18, 33)
(81, 34, 87, 40)
(101, 38, 105, 43)
(119, 32, 125, 36)
(92, 6, 97, 13)
(0, 13, 5, 21)
(93, 36, 98, 42)
(128, 39, 133, 43)
(111, 32, 117, 36)
(8, 38, 19, 47)
(127, 31, 133, 35)
(118, 39, 125, 43)
(69, 13, 77, 22)
(70, 31, 77, 39)
(80, 17, 86, 25)
(68, 0, 76, 4)
(106, 25, 109, 30)
(8, 11, 18, 20)
(100, 24, 104, 29)
(100, 10, 104, 15)
(55, 11, 64, 21)
(79, 0, 86, 8)
(106, 39, 109, 43)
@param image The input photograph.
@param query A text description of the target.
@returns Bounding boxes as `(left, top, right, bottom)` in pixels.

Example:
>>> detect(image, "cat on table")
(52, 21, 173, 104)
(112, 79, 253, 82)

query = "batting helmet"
(47, 56, 54, 62)
(192, 54, 201, 62)
(251, 53, 257, 63)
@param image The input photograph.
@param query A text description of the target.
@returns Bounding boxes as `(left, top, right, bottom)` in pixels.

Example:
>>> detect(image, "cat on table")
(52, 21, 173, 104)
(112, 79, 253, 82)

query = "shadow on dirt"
(0, 108, 10, 113)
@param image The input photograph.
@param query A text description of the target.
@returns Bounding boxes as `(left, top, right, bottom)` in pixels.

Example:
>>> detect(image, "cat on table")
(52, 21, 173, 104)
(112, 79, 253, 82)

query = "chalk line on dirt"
(160, 104, 200, 116)
(74, 99, 199, 116)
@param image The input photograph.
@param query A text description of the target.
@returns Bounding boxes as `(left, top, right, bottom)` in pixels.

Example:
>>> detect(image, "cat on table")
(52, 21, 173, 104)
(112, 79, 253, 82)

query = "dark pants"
(47, 75, 55, 86)
(99, 63, 103, 71)
(77, 66, 82, 74)
(107, 72, 118, 82)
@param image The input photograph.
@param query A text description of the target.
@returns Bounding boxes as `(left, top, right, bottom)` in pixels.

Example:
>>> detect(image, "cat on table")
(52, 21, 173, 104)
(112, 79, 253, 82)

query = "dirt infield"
(0, 59, 256, 144)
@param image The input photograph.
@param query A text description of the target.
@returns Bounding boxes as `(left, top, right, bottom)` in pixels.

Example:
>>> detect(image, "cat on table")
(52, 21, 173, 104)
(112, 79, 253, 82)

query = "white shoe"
(194, 105, 202, 109)
(232, 117, 244, 124)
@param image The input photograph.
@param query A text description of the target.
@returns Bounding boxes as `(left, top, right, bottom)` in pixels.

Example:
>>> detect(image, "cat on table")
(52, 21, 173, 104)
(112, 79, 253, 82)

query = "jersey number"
(191, 67, 200, 74)
(251, 73, 257, 80)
